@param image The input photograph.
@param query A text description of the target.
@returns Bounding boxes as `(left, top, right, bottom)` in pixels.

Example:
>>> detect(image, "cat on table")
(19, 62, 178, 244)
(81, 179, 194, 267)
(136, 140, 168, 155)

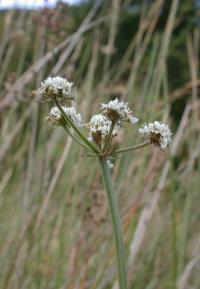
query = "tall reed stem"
(99, 157, 128, 289)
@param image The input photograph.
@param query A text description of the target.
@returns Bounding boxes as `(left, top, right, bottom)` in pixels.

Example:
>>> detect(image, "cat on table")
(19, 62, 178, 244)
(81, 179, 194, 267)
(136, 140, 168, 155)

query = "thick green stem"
(99, 157, 128, 289)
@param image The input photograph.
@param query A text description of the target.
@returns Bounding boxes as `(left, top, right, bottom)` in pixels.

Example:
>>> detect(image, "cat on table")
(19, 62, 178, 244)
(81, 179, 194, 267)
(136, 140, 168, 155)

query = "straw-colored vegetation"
(0, 1, 199, 289)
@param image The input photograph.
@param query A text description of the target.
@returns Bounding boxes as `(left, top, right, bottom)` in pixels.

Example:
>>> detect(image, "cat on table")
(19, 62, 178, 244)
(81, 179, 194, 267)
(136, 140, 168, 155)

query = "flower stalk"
(113, 141, 150, 155)
(36, 76, 172, 289)
(62, 124, 90, 150)
(99, 157, 128, 289)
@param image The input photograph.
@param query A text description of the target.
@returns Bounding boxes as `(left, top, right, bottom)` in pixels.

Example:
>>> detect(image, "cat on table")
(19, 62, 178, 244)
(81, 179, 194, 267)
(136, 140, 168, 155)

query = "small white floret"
(47, 106, 82, 127)
(101, 98, 138, 124)
(48, 106, 61, 122)
(63, 107, 82, 128)
(139, 121, 172, 150)
(86, 114, 120, 143)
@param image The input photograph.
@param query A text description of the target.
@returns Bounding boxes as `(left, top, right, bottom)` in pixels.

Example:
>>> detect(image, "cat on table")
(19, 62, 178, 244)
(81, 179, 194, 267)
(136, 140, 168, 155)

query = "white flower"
(63, 107, 82, 128)
(101, 98, 138, 124)
(139, 121, 172, 150)
(87, 114, 112, 137)
(38, 76, 73, 100)
(86, 114, 120, 144)
(48, 106, 61, 121)
(107, 160, 114, 169)
(47, 106, 82, 127)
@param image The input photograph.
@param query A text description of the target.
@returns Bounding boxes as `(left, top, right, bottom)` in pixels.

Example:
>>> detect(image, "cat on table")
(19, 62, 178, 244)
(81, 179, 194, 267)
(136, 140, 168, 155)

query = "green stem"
(54, 98, 100, 154)
(99, 157, 128, 289)
(113, 141, 150, 155)
(63, 124, 91, 151)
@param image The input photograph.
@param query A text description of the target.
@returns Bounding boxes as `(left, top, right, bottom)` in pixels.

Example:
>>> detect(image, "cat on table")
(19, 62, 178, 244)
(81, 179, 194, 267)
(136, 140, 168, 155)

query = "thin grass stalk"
(99, 157, 128, 289)
(170, 186, 178, 288)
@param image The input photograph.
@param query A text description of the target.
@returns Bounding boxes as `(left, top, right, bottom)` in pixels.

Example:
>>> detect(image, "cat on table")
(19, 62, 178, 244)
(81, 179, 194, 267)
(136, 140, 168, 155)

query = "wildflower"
(86, 114, 120, 144)
(47, 106, 61, 123)
(63, 107, 82, 128)
(47, 106, 82, 127)
(139, 121, 172, 150)
(101, 98, 138, 124)
(38, 76, 73, 101)
(107, 159, 114, 169)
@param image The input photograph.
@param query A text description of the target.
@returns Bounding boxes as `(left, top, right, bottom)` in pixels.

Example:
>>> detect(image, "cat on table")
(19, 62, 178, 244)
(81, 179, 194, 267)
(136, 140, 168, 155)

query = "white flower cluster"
(40, 75, 172, 159)
(86, 114, 120, 142)
(48, 106, 82, 127)
(38, 76, 73, 100)
(101, 98, 138, 124)
(139, 121, 172, 150)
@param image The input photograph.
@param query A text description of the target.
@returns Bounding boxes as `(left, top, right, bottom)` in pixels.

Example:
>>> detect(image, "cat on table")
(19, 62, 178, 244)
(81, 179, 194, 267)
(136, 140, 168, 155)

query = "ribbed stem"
(99, 157, 128, 289)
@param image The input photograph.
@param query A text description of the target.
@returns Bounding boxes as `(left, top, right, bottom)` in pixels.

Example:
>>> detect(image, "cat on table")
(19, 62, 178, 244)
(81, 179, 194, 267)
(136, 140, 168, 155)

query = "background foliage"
(0, 1, 199, 289)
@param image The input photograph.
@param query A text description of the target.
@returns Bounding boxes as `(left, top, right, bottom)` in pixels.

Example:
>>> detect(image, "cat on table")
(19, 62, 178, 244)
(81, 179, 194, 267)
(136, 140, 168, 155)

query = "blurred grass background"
(0, 0, 199, 288)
